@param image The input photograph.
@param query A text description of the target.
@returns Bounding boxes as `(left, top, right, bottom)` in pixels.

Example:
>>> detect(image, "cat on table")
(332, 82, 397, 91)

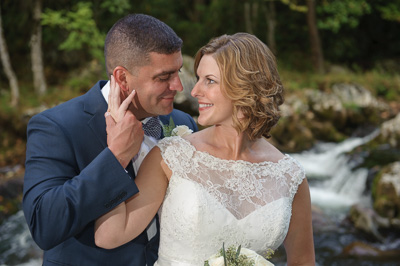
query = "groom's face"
(125, 51, 184, 120)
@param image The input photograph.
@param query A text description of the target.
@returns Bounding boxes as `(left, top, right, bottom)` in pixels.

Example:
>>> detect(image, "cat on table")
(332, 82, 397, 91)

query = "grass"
(279, 66, 400, 103)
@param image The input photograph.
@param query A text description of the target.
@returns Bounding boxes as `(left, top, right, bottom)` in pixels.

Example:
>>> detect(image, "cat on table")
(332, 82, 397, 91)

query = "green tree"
(316, 0, 371, 33)
(41, 2, 105, 62)
(376, 1, 400, 23)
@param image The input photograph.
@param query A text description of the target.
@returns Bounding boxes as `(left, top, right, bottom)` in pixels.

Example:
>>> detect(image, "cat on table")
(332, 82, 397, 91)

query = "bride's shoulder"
(256, 138, 286, 163)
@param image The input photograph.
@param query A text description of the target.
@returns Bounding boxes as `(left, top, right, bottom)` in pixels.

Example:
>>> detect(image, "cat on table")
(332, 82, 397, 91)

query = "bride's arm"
(283, 178, 316, 265)
(94, 146, 169, 249)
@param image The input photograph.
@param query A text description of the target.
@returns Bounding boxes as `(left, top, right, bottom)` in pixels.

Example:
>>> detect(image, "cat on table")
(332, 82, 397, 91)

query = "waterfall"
(291, 130, 380, 211)
(0, 210, 42, 266)
(0, 130, 384, 265)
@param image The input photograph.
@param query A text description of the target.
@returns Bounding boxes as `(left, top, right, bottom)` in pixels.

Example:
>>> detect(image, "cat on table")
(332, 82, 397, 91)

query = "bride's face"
(191, 54, 233, 127)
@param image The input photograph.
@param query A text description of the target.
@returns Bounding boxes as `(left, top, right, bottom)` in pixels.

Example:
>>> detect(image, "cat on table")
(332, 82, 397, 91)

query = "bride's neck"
(208, 125, 256, 160)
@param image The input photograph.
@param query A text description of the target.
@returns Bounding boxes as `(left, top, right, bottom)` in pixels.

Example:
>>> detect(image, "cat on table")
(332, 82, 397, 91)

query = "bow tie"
(142, 116, 162, 139)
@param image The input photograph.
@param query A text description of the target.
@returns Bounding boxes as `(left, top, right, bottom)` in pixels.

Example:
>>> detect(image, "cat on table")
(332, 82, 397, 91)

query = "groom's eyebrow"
(152, 64, 183, 80)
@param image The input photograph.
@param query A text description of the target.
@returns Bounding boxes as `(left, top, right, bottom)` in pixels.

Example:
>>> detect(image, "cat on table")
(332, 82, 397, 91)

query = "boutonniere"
(161, 117, 193, 137)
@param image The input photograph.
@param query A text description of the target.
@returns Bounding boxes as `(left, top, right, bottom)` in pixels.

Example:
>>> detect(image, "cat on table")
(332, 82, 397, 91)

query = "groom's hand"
(105, 75, 144, 168)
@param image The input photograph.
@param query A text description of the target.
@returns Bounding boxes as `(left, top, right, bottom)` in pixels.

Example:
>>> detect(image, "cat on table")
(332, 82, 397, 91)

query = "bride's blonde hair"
(194, 33, 284, 140)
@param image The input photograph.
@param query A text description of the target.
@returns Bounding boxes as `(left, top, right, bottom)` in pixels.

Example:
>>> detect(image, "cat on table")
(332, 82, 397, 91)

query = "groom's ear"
(113, 66, 130, 92)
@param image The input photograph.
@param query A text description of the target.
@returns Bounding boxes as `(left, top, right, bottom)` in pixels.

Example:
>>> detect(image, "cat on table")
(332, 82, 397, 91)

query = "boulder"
(348, 204, 390, 241)
(373, 162, 400, 220)
(342, 241, 400, 258)
(377, 113, 400, 148)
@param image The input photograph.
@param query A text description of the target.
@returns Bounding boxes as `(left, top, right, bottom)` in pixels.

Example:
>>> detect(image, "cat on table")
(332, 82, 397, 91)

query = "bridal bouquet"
(204, 244, 274, 266)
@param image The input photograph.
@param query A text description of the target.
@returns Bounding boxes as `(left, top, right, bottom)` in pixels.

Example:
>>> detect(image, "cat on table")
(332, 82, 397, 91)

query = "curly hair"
(194, 33, 284, 140)
(104, 14, 182, 77)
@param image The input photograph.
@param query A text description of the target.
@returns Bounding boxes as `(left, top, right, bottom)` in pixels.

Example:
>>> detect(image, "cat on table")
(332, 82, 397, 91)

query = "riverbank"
(1, 133, 400, 265)
(0, 60, 399, 264)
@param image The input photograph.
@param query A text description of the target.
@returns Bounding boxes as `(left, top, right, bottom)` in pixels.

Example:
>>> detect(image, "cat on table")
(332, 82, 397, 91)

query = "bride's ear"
(112, 67, 129, 92)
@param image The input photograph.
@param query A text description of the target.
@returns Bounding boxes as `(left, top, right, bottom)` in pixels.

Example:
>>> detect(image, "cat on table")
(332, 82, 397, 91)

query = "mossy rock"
(271, 116, 315, 153)
(372, 162, 400, 219)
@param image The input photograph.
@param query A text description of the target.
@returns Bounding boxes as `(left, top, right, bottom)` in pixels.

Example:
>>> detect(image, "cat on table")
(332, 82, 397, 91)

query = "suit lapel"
(84, 81, 108, 148)
(84, 81, 137, 178)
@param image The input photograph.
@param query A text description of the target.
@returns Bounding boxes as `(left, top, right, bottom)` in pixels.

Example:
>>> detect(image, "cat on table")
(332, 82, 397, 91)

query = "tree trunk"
(263, 0, 277, 54)
(30, 0, 47, 95)
(306, 0, 324, 74)
(0, 5, 19, 107)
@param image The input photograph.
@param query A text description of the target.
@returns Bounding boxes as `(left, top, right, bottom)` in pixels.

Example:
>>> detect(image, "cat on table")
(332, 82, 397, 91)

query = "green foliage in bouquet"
(204, 243, 255, 266)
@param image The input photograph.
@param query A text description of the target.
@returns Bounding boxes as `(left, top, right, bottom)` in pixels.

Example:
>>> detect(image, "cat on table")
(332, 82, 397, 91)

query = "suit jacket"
(23, 80, 198, 266)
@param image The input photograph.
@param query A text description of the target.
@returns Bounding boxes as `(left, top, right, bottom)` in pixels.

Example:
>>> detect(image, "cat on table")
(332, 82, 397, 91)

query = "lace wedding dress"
(154, 136, 305, 265)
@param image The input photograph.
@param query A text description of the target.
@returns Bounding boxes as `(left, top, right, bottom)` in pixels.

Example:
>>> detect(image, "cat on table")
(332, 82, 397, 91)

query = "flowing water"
(0, 211, 42, 265)
(292, 130, 380, 212)
(1, 130, 399, 265)
(280, 129, 400, 266)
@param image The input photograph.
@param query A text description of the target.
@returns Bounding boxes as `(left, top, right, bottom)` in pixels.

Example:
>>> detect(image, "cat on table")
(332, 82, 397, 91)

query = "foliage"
(279, 0, 307, 12)
(41, 2, 105, 61)
(0, 0, 400, 106)
(316, 0, 371, 33)
(377, 1, 400, 22)
(100, 0, 131, 15)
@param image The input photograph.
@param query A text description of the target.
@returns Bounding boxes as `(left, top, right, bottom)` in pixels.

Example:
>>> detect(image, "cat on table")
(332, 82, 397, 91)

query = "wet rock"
(332, 83, 386, 110)
(377, 113, 400, 148)
(0, 167, 24, 224)
(305, 83, 389, 135)
(342, 241, 381, 257)
(342, 241, 400, 259)
(373, 162, 400, 220)
(348, 204, 390, 241)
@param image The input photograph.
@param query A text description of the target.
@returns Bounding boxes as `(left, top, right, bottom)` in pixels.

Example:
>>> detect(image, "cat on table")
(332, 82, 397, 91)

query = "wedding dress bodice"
(154, 136, 305, 265)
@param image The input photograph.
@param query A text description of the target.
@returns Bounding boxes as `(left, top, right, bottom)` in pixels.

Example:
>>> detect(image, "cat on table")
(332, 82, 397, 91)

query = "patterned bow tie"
(142, 116, 162, 139)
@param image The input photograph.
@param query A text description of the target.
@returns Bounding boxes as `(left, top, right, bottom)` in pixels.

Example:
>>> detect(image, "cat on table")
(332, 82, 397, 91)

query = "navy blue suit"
(23, 80, 198, 265)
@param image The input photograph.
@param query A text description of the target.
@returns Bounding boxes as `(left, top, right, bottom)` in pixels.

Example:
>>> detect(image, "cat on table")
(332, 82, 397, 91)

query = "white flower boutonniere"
(205, 244, 274, 266)
(162, 117, 193, 137)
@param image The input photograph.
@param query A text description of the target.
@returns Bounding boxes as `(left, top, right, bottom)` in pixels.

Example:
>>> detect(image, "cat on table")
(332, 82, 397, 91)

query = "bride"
(95, 33, 315, 265)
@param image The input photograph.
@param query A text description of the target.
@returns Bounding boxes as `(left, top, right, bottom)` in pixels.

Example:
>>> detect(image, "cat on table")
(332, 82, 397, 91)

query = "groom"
(23, 14, 197, 265)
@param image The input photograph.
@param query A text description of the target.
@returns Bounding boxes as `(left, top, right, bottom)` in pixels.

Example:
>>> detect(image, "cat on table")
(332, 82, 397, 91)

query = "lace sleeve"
(283, 156, 306, 202)
(157, 136, 195, 174)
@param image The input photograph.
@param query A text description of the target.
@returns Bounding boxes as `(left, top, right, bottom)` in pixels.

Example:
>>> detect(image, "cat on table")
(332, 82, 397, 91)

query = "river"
(1, 130, 399, 265)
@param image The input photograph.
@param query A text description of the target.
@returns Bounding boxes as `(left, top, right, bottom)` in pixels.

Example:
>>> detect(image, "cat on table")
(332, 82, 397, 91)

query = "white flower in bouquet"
(171, 125, 193, 137)
(205, 244, 274, 266)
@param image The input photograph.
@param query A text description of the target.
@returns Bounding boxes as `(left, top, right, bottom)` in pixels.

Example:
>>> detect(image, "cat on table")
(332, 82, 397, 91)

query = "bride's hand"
(107, 75, 136, 123)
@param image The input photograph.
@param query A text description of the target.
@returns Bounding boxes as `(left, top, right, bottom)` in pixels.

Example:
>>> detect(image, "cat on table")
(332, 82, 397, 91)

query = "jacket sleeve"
(22, 113, 139, 250)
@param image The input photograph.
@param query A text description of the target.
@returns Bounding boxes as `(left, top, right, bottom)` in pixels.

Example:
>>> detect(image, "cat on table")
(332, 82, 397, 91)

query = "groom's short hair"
(104, 14, 183, 77)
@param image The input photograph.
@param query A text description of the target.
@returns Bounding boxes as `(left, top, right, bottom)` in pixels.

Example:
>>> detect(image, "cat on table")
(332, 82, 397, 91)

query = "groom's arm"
(23, 113, 139, 250)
